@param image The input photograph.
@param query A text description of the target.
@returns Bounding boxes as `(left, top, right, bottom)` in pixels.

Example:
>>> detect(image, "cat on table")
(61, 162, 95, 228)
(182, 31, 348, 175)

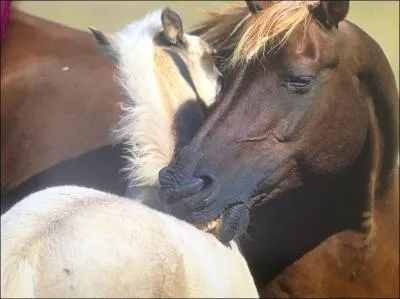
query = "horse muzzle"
(158, 164, 249, 244)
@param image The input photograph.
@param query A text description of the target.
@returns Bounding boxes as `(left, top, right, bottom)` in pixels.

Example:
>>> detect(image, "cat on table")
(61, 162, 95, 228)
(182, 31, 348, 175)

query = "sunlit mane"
(192, 1, 315, 70)
(112, 10, 174, 187)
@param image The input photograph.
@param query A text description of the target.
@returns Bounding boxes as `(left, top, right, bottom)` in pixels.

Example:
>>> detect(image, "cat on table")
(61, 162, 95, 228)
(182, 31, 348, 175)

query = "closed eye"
(283, 76, 313, 93)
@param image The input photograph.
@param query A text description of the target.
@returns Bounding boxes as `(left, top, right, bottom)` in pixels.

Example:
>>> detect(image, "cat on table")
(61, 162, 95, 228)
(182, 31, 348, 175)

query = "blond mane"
(192, 1, 316, 70)
(112, 10, 173, 188)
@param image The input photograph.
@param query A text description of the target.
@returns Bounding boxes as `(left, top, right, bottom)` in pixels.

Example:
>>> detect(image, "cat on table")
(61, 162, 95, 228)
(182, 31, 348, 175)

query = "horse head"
(158, 0, 398, 283)
(89, 8, 221, 192)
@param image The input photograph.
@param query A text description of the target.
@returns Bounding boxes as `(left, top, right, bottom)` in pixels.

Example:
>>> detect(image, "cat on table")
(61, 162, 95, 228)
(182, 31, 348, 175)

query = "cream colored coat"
(1, 186, 258, 298)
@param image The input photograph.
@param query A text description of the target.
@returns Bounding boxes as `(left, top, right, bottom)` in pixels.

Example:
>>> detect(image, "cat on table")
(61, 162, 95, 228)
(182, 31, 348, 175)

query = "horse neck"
(241, 175, 353, 284)
(336, 20, 400, 244)
(343, 20, 399, 201)
(242, 139, 398, 287)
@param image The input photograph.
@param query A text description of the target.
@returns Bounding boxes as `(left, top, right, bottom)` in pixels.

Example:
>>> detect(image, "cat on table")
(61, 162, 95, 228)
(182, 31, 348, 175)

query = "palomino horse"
(1, 8, 255, 298)
(159, 1, 399, 297)
(1, 6, 125, 209)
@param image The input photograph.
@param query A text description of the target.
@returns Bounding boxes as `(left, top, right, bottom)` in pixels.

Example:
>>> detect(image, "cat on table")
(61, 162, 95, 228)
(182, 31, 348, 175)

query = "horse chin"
(197, 201, 250, 244)
(163, 188, 251, 243)
(218, 202, 250, 243)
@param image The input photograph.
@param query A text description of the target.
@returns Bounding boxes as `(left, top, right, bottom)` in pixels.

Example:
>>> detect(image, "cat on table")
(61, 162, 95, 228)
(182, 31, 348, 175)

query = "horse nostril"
(198, 174, 215, 189)
(158, 165, 217, 203)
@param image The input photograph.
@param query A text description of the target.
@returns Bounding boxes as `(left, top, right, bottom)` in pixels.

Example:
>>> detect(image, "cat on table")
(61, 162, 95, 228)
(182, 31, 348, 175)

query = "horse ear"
(161, 7, 184, 45)
(88, 27, 118, 62)
(245, 1, 276, 14)
(309, 1, 349, 29)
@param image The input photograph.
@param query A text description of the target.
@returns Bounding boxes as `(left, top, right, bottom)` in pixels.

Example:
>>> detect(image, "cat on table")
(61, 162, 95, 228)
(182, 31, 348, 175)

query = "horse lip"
(224, 200, 247, 212)
(247, 162, 296, 209)
(184, 179, 221, 210)
(247, 185, 275, 209)
(212, 201, 246, 224)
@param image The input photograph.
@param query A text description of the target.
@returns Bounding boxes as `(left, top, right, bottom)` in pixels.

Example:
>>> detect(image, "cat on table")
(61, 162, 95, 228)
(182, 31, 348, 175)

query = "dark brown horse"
(159, 1, 399, 297)
(1, 8, 126, 208)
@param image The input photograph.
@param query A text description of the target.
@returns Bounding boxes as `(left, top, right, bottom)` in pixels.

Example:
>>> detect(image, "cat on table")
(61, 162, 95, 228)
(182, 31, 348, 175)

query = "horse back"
(1, 186, 258, 298)
(1, 11, 123, 192)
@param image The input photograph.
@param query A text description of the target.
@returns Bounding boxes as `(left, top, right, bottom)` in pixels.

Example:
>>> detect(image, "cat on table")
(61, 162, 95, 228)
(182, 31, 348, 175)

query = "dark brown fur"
(159, 1, 399, 297)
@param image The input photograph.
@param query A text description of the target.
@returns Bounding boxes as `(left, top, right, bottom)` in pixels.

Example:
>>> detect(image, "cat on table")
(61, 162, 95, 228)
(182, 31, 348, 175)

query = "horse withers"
(1, 8, 256, 298)
(159, 1, 399, 297)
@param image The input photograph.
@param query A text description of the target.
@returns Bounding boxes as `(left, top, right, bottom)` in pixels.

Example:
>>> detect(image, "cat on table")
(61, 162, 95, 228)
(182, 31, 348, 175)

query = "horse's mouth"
(200, 180, 283, 243)
(197, 201, 242, 230)
(196, 215, 221, 233)
(158, 165, 256, 243)
(248, 165, 298, 209)
(197, 201, 250, 244)
(248, 187, 275, 209)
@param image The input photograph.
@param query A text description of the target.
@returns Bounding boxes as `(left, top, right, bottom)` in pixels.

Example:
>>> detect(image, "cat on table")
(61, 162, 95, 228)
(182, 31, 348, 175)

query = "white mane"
(113, 10, 174, 188)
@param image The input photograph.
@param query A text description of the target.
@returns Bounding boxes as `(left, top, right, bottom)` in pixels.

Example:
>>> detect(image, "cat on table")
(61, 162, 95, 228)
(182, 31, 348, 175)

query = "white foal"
(1, 8, 257, 299)
(1, 186, 257, 298)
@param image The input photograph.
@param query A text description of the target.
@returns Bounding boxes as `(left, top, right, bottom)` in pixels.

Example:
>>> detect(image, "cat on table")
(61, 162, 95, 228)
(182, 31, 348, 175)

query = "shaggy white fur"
(112, 9, 220, 188)
(1, 186, 258, 298)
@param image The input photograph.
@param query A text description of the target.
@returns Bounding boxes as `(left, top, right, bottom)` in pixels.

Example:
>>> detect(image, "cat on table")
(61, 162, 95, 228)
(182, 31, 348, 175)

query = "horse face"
(90, 7, 221, 108)
(152, 8, 221, 152)
(159, 7, 221, 107)
(158, 1, 373, 243)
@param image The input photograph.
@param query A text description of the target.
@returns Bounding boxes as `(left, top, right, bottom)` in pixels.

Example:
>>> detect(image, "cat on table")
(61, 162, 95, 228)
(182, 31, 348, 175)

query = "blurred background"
(15, 1, 399, 87)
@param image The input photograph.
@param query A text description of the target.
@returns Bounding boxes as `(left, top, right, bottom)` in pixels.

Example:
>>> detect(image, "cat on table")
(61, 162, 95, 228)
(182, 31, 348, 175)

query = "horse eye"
(283, 76, 313, 92)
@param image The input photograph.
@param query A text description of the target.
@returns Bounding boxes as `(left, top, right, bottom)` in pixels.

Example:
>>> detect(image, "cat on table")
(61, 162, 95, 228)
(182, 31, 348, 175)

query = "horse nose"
(159, 167, 205, 203)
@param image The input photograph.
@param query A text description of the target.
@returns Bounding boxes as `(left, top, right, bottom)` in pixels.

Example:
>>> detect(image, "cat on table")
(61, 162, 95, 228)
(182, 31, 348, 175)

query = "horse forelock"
(112, 9, 175, 187)
(233, 1, 315, 65)
(192, 2, 316, 71)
